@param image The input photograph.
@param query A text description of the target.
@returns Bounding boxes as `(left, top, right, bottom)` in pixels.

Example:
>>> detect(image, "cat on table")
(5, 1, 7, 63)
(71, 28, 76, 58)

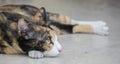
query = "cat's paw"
(92, 21, 109, 35)
(28, 50, 44, 59)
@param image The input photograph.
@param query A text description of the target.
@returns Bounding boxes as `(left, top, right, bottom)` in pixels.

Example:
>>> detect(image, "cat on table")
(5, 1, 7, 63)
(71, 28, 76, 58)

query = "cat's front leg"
(28, 50, 44, 59)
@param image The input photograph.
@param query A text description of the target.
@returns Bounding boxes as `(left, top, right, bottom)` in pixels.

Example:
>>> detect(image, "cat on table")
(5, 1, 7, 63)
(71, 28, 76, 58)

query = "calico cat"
(0, 12, 62, 58)
(0, 4, 109, 35)
(0, 4, 109, 58)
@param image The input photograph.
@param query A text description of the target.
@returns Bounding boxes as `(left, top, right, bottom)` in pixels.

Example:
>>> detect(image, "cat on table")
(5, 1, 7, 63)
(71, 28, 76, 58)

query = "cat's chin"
(43, 46, 60, 57)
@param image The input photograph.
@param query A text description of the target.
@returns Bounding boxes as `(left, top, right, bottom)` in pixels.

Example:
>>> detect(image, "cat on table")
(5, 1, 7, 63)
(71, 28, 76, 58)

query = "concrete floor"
(0, 0, 120, 64)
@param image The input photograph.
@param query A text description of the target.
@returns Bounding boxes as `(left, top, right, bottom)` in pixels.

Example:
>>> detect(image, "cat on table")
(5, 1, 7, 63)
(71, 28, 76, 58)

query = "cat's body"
(0, 4, 109, 58)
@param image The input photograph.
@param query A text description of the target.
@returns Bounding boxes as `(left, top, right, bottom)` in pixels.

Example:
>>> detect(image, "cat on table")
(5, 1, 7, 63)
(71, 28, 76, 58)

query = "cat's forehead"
(24, 21, 55, 41)
(30, 22, 50, 31)
(31, 24, 51, 37)
(37, 31, 50, 40)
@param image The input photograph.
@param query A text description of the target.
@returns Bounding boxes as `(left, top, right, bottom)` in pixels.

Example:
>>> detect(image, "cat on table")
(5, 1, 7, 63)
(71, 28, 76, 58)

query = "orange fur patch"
(1, 40, 11, 47)
(63, 16, 67, 24)
(10, 22, 17, 30)
(33, 25, 41, 31)
(73, 25, 93, 33)
(1, 39, 22, 54)
(50, 25, 61, 34)
(12, 8, 30, 17)
(0, 14, 7, 23)
(3, 47, 22, 54)
(33, 11, 42, 21)
(33, 11, 46, 24)
(58, 14, 72, 24)
(0, 36, 3, 41)
(49, 30, 55, 39)
(43, 44, 53, 51)
(12, 38, 23, 53)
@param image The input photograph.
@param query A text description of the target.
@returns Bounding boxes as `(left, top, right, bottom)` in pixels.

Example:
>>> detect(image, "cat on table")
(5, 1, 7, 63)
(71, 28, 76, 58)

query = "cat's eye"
(45, 39, 51, 44)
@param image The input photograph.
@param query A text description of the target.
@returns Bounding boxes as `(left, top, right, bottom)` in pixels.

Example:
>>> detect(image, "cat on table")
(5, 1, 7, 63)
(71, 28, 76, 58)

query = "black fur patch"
(40, 7, 49, 22)
(49, 21, 76, 33)
(20, 5, 38, 16)
(2, 12, 44, 25)
(2, 12, 26, 22)
(18, 37, 45, 52)
(0, 22, 13, 46)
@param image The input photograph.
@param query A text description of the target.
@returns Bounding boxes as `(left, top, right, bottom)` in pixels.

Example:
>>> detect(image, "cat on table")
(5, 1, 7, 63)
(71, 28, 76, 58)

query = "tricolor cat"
(0, 4, 109, 58)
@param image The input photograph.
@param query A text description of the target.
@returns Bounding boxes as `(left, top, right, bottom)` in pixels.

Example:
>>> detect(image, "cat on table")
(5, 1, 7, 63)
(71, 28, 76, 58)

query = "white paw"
(28, 50, 44, 59)
(92, 21, 109, 35)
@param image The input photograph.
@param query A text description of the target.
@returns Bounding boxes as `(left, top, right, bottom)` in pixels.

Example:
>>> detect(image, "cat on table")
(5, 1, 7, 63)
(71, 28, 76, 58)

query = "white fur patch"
(53, 35, 62, 51)
(71, 20, 109, 35)
(91, 21, 109, 35)
(28, 50, 44, 58)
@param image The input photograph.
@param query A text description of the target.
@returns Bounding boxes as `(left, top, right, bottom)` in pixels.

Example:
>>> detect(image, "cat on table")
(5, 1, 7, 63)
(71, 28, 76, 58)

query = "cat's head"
(18, 18, 62, 57)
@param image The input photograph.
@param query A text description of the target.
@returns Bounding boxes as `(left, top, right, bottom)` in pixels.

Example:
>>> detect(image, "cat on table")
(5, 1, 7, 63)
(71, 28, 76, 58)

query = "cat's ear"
(18, 18, 34, 39)
(18, 18, 28, 32)
(39, 7, 48, 21)
(34, 7, 49, 22)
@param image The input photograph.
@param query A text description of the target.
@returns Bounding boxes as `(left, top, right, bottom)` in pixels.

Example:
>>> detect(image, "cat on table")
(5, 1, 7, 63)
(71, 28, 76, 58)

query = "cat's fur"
(0, 4, 109, 58)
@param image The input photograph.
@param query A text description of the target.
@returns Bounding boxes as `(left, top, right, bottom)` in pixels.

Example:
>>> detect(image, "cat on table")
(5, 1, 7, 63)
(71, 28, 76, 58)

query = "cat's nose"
(58, 48, 62, 52)
(58, 49, 62, 52)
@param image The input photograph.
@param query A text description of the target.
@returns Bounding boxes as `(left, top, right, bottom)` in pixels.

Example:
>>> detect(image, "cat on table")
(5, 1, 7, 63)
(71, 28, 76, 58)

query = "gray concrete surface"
(0, 0, 120, 64)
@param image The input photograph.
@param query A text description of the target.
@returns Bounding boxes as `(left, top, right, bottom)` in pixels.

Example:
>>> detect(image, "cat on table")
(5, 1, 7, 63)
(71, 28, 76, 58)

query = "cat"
(0, 12, 62, 58)
(0, 4, 109, 58)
